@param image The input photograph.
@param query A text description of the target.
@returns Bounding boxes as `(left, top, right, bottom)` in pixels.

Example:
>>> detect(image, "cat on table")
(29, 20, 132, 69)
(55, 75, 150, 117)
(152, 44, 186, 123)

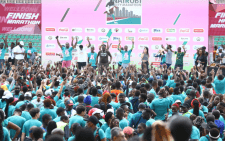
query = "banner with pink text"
(0, 4, 41, 34)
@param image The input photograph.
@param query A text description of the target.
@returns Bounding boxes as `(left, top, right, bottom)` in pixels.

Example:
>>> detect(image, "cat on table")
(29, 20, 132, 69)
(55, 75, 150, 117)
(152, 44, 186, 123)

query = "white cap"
(2, 91, 13, 99)
(175, 100, 182, 103)
(92, 109, 104, 117)
(106, 109, 114, 114)
(45, 89, 53, 96)
(20, 41, 24, 46)
(24, 92, 32, 97)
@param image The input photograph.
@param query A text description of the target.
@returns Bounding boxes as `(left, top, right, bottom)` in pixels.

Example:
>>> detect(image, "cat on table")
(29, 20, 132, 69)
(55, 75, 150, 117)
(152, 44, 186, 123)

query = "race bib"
(65, 50, 69, 57)
(28, 50, 31, 54)
(90, 55, 94, 60)
(124, 53, 128, 60)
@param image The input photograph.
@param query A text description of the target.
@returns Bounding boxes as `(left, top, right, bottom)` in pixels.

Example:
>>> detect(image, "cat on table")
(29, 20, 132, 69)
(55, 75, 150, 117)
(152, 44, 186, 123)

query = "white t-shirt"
(77, 47, 87, 62)
(8, 47, 14, 59)
(13, 45, 25, 60)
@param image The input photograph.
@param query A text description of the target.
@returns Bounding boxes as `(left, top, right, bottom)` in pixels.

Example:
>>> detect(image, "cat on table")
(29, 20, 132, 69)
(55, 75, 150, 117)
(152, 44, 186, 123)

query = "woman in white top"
(8, 42, 16, 65)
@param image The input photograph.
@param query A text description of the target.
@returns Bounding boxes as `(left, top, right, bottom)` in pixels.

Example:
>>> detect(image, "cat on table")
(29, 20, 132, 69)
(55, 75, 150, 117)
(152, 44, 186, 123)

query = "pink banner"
(0, 4, 41, 34)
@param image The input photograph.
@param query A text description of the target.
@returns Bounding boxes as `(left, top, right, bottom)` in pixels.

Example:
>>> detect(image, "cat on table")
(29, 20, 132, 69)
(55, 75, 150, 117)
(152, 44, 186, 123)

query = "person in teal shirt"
(56, 36, 77, 68)
(25, 42, 37, 62)
(180, 103, 192, 119)
(190, 125, 200, 140)
(86, 116, 106, 141)
(69, 105, 86, 128)
(39, 99, 57, 122)
(213, 75, 225, 95)
(116, 108, 128, 130)
(88, 47, 98, 69)
(7, 109, 26, 139)
(146, 118, 155, 127)
(199, 126, 222, 141)
(118, 39, 134, 69)
(150, 89, 170, 121)
(154, 50, 166, 65)
(21, 108, 42, 141)
(91, 95, 99, 107)
(0, 36, 7, 69)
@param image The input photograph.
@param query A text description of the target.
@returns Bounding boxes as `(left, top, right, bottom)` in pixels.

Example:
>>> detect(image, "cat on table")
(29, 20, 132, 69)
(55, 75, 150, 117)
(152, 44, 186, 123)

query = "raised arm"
(182, 45, 186, 55)
(72, 36, 78, 49)
(118, 39, 121, 52)
(131, 39, 134, 50)
(56, 36, 62, 49)
(161, 44, 168, 52)
(2, 35, 8, 49)
(87, 37, 91, 48)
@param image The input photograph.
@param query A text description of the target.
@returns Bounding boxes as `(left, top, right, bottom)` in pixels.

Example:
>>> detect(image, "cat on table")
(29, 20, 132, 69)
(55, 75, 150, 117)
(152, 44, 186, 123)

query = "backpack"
(95, 128, 101, 141)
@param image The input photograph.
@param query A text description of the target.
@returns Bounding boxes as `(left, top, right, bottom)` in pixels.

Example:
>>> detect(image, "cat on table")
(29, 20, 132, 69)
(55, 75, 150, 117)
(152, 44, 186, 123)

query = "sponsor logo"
(152, 37, 162, 41)
(112, 36, 122, 41)
(193, 45, 204, 50)
(152, 62, 161, 66)
(152, 28, 163, 33)
(125, 36, 135, 41)
(85, 36, 95, 41)
(71, 28, 82, 32)
(179, 37, 190, 41)
(46, 52, 55, 56)
(184, 53, 189, 58)
(98, 36, 109, 41)
(58, 27, 69, 32)
(151, 45, 161, 50)
(193, 28, 204, 33)
(165, 28, 176, 33)
(165, 37, 176, 41)
(125, 28, 136, 33)
(45, 28, 55, 32)
(45, 36, 56, 40)
(193, 37, 204, 42)
(59, 36, 69, 40)
(112, 28, 122, 33)
(184, 62, 190, 66)
(98, 28, 109, 33)
(179, 28, 190, 33)
(72, 36, 82, 40)
(178, 45, 190, 50)
(85, 28, 96, 33)
(138, 36, 149, 41)
(138, 28, 149, 33)
(138, 45, 149, 50)
(45, 44, 56, 48)
(112, 45, 120, 48)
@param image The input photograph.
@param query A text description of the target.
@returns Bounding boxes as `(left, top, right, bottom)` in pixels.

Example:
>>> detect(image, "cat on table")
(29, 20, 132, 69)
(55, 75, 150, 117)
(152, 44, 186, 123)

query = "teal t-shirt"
(150, 98, 170, 120)
(69, 115, 86, 128)
(3, 127, 10, 141)
(189, 109, 206, 121)
(0, 48, 6, 59)
(199, 135, 222, 141)
(91, 96, 99, 107)
(119, 118, 128, 130)
(22, 119, 42, 136)
(26, 48, 37, 59)
(214, 76, 225, 94)
(146, 119, 155, 127)
(105, 127, 111, 141)
(53, 116, 61, 123)
(149, 89, 156, 98)
(170, 94, 184, 104)
(0, 100, 6, 109)
(88, 52, 97, 66)
(101, 123, 109, 132)
(121, 50, 132, 64)
(39, 108, 57, 122)
(8, 115, 26, 139)
(68, 136, 75, 141)
(62, 47, 73, 61)
(190, 125, 200, 140)
(21, 111, 32, 121)
(94, 128, 105, 140)
(3, 105, 15, 118)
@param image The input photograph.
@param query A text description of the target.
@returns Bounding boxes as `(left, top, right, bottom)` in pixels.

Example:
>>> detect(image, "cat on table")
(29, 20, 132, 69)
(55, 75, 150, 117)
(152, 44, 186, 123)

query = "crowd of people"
(0, 35, 224, 141)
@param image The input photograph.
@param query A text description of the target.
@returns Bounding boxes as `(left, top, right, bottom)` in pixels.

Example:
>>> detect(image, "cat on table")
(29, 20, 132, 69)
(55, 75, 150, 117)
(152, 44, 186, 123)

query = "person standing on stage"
(161, 44, 173, 68)
(56, 36, 77, 68)
(96, 44, 112, 74)
(174, 46, 186, 70)
(13, 41, 25, 66)
(73, 37, 91, 70)
(141, 47, 150, 74)
(154, 50, 166, 66)
(88, 46, 98, 70)
(117, 39, 134, 69)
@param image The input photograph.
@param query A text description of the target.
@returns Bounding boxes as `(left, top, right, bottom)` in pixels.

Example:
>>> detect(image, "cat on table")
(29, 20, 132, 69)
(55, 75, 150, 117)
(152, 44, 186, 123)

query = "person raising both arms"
(174, 45, 186, 70)
(96, 44, 112, 74)
(161, 44, 174, 68)
(56, 36, 77, 68)
(117, 39, 134, 69)
(88, 45, 98, 70)
(72, 36, 91, 70)
(141, 47, 150, 74)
